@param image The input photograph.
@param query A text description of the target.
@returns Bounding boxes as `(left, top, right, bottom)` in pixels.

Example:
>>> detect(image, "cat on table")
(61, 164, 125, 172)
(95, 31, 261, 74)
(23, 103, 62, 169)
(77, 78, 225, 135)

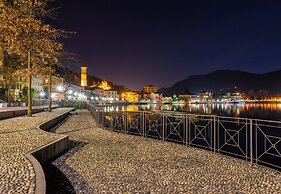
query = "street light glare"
(39, 91, 45, 97)
(57, 85, 64, 92)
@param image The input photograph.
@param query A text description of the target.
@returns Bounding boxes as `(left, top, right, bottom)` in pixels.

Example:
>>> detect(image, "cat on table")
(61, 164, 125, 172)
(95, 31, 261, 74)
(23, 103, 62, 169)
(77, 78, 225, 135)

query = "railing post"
(217, 117, 220, 153)
(125, 112, 128, 134)
(102, 112, 105, 129)
(213, 116, 216, 153)
(162, 113, 165, 141)
(142, 112, 145, 137)
(185, 114, 188, 147)
(110, 112, 113, 130)
(250, 119, 253, 165)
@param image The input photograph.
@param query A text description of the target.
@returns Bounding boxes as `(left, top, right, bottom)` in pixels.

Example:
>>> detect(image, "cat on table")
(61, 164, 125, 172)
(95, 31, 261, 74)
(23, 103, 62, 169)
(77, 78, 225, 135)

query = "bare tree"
(257, 89, 269, 100)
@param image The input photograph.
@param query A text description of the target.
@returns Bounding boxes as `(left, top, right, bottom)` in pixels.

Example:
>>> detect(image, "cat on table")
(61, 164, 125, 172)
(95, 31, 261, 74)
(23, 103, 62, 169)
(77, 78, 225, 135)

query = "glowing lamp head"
(39, 91, 45, 97)
(57, 85, 64, 92)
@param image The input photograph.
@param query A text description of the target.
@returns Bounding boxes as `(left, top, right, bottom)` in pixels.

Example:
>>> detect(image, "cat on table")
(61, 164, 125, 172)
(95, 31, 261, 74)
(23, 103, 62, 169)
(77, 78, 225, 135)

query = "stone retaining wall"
(27, 109, 73, 194)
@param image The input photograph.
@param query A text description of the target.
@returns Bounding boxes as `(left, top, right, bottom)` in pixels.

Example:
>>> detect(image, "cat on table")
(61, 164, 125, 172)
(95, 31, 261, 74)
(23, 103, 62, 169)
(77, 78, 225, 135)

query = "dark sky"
(51, 0, 281, 90)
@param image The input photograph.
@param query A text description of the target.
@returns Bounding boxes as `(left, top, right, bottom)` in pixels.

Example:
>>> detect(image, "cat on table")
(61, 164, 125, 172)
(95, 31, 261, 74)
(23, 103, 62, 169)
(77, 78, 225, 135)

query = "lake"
(99, 103, 281, 121)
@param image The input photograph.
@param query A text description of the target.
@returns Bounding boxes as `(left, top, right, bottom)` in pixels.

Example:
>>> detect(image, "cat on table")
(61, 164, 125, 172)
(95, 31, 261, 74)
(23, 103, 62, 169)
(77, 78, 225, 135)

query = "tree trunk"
(48, 73, 52, 112)
(7, 83, 11, 106)
(27, 51, 32, 117)
(0, 43, 4, 82)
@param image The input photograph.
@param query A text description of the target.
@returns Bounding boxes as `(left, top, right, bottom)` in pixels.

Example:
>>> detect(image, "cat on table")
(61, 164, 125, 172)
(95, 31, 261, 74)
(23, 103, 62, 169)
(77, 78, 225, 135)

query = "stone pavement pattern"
(54, 110, 281, 193)
(0, 108, 71, 194)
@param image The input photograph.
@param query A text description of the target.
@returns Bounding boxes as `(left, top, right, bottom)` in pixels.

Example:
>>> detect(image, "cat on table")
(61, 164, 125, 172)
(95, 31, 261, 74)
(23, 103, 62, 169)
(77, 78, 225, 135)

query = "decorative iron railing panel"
(87, 104, 281, 171)
(144, 112, 163, 139)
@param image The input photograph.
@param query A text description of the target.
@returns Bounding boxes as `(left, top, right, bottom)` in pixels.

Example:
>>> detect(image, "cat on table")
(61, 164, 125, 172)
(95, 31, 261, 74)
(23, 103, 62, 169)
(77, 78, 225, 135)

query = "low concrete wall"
(31, 136, 69, 164)
(25, 153, 46, 194)
(31, 110, 72, 164)
(25, 108, 73, 194)
(0, 106, 58, 120)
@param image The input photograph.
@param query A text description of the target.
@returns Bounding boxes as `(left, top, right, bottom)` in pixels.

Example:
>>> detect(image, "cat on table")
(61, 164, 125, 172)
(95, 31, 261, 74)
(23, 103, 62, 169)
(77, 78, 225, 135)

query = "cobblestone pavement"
(0, 108, 72, 194)
(54, 110, 281, 194)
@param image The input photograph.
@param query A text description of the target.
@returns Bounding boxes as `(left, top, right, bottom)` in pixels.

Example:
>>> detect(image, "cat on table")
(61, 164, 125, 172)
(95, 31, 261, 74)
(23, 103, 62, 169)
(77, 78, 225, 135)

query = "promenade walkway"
(54, 110, 281, 193)
(0, 108, 71, 194)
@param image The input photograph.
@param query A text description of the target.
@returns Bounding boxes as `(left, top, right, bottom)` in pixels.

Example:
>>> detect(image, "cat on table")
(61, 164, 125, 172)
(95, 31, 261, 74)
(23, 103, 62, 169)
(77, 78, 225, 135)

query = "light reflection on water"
(100, 103, 281, 121)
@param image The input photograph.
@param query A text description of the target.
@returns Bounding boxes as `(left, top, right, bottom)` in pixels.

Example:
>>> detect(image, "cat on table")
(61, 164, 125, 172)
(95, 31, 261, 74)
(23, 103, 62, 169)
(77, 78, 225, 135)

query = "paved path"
(0, 108, 71, 194)
(54, 110, 281, 193)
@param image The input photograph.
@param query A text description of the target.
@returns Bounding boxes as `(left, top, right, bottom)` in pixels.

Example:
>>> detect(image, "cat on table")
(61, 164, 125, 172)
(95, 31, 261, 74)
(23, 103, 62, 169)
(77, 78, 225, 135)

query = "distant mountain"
(159, 70, 281, 96)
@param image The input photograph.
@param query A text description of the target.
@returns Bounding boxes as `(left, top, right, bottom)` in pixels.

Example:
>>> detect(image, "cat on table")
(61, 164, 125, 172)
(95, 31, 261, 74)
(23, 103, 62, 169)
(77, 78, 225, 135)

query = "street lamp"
(39, 91, 45, 98)
(57, 85, 64, 92)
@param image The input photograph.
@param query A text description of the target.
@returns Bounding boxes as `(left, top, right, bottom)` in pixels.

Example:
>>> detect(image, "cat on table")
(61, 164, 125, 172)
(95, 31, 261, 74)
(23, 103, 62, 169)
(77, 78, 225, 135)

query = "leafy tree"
(0, 0, 64, 116)
(1, 54, 20, 105)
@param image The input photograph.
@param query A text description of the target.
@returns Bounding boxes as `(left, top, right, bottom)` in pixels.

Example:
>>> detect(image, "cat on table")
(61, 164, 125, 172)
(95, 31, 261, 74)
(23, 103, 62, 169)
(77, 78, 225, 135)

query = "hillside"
(58, 67, 125, 92)
(160, 70, 281, 96)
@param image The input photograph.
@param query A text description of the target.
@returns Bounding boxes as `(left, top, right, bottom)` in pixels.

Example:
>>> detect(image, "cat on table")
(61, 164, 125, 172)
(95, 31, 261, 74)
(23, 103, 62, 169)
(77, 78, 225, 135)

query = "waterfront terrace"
(53, 110, 281, 193)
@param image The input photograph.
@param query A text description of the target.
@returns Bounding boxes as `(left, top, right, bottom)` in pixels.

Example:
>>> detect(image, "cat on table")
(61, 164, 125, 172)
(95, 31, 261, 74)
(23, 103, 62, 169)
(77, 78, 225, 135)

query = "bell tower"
(80, 66, 88, 87)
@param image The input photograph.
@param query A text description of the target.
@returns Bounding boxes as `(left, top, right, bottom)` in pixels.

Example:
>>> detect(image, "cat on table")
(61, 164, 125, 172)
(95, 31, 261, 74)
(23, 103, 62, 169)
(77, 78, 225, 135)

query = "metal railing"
(88, 104, 281, 171)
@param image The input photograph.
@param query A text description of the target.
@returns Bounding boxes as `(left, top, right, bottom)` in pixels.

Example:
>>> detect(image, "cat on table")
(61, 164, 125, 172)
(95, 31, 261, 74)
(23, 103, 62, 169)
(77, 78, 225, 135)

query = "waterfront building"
(230, 92, 244, 103)
(143, 85, 157, 93)
(66, 84, 83, 99)
(104, 90, 118, 100)
(68, 84, 83, 94)
(149, 92, 162, 103)
(32, 75, 44, 92)
(142, 92, 163, 103)
(199, 91, 213, 103)
(162, 96, 173, 103)
(93, 88, 118, 101)
(122, 91, 139, 102)
(93, 88, 104, 97)
(216, 92, 244, 103)
(98, 80, 111, 90)
(43, 75, 65, 100)
(179, 93, 197, 103)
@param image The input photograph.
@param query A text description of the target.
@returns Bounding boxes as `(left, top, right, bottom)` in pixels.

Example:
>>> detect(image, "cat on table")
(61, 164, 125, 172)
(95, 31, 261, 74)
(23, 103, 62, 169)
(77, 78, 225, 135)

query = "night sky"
(52, 0, 281, 90)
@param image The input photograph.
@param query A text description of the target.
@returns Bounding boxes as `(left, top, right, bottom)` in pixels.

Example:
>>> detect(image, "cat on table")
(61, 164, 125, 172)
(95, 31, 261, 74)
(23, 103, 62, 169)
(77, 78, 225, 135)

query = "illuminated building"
(104, 90, 118, 99)
(199, 91, 213, 103)
(43, 75, 64, 100)
(122, 91, 139, 102)
(80, 66, 87, 87)
(98, 80, 111, 90)
(93, 89, 118, 100)
(32, 75, 44, 92)
(179, 93, 197, 103)
(143, 85, 157, 93)
(94, 89, 104, 97)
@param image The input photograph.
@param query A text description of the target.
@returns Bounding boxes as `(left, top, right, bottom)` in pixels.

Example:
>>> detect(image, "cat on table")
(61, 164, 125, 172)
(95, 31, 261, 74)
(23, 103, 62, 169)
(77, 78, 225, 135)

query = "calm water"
(99, 103, 281, 121)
